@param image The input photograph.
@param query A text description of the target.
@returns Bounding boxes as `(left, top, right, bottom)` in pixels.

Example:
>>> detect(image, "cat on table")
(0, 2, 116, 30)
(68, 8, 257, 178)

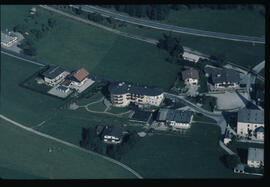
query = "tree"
(13, 24, 28, 34)
(48, 18, 56, 28)
(224, 154, 241, 169)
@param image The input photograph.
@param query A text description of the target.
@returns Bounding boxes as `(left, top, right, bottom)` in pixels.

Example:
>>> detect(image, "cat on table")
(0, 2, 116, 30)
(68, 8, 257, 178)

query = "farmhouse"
(102, 125, 123, 144)
(41, 65, 69, 86)
(247, 148, 264, 168)
(204, 66, 241, 89)
(181, 69, 199, 85)
(182, 51, 200, 63)
(236, 108, 264, 141)
(157, 109, 193, 129)
(108, 82, 164, 107)
(1, 31, 18, 47)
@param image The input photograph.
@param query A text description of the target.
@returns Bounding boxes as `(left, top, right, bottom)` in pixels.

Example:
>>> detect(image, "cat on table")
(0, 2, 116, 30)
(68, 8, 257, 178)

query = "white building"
(204, 66, 241, 90)
(41, 65, 69, 86)
(157, 109, 193, 129)
(102, 125, 123, 144)
(1, 31, 18, 47)
(247, 148, 264, 168)
(236, 108, 264, 142)
(182, 51, 200, 63)
(108, 82, 164, 108)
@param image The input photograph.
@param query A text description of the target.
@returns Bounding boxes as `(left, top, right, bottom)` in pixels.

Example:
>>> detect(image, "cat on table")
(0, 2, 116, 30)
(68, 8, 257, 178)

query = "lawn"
(29, 7, 179, 91)
(192, 113, 217, 123)
(87, 101, 107, 112)
(163, 8, 265, 37)
(0, 5, 33, 30)
(0, 54, 66, 126)
(99, 5, 265, 37)
(120, 122, 260, 178)
(0, 120, 137, 179)
(108, 106, 130, 114)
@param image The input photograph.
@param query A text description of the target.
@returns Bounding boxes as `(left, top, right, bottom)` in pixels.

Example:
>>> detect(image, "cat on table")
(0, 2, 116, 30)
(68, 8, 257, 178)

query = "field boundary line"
(0, 114, 143, 179)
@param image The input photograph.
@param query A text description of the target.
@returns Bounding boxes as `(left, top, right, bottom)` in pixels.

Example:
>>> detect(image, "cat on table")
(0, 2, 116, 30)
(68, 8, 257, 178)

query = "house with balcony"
(236, 108, 264, 142)
(70, 68, 89, 86)
(204, 66, 241, 90)
(108, 82, 164, 107)
(181, 69, 199, 85)
(102, 125, 123, 144)
(41, 65, 70, 86)
(247, 148, 264, 168)
(157, 108, 193, 129)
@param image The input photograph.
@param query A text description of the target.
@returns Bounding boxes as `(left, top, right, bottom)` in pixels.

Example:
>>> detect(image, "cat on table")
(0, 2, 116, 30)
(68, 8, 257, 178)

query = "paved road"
(1, 48, 46, 67)
(0, 114, 143, 179)
(71, 5, 265, 44)
(252, 60, 265, 74)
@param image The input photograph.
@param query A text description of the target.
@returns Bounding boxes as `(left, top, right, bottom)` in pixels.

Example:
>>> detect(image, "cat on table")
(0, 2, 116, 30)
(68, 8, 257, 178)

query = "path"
(0, 114, 143, 179)
(72, 5, 265, 44)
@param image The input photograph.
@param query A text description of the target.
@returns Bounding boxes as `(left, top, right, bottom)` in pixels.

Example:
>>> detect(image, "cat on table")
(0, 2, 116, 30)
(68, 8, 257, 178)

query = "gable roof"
(157, 109, 193, 123)
(237, 108, 264, 124)
(204, 66, 241, 84)
(181, 69, 199, 80)
(108, 82, 163, 96)
(42, 65, 66, 79)
(72, 68, 89, 82)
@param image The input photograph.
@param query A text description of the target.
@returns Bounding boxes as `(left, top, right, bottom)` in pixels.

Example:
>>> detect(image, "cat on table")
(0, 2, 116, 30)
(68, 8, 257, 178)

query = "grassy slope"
(118, 24, 265, 69)
(32, 7, 179, 90)
(0, 120, 136, 179)
(120, 123, 259, 178)
(1, 5, 32, 29)
(164, 8, 265, 37)
(0, 54, 66, 126)
(102, 6, 265, 37)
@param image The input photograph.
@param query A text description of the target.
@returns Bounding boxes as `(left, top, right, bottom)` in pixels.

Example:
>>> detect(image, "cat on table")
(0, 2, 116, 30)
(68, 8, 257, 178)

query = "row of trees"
(99, 4, 265, 20)
(80, 126, 139, 160)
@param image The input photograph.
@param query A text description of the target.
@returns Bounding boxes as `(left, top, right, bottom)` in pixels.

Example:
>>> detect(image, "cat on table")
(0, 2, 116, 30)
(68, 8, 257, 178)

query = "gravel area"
(207, 91, 247, 110)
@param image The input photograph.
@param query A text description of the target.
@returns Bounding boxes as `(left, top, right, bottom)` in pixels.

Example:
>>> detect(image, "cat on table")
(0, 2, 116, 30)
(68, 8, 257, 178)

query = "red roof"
(73, 68, 89, 82)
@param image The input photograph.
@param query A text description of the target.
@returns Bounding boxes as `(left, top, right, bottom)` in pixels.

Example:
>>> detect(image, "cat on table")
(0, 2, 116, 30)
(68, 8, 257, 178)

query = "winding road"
(71, 5, 265, 44)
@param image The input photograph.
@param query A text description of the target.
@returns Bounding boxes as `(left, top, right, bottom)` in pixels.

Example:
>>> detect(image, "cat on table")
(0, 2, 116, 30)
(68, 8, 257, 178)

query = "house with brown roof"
(181, 69, 199, 85)
(70, 68, 89, 86)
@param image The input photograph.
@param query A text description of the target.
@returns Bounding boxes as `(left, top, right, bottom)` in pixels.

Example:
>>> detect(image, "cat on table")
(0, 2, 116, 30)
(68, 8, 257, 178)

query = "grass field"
(87, 101, 107, 111)
(120, 122, 259, 178)
(0, 54, 66, 126)
(118, 24, 265, 69)
(164, 8, 265, 37)
(1, 5, 33, 29)
(29, 7, 179, 91)
(99, 5, 265, 37)
(0, 120, 136, 179)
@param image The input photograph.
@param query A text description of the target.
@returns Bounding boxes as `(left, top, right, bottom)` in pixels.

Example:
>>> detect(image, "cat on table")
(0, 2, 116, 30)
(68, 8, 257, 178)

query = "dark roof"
(237, 108, 264, 124)
(157, 109, 193, 123)
(108, 82, 163, 96)
(42, 65, 66, 79)
(204, 66, 241, 84)
(130, 110, 152, 122)
(102, 125, 123, 138)
(61, 79, 72, 86)
(255, 126, 264, 133)
(57, 85, 69, 91)
(181, 69, 199, 80)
